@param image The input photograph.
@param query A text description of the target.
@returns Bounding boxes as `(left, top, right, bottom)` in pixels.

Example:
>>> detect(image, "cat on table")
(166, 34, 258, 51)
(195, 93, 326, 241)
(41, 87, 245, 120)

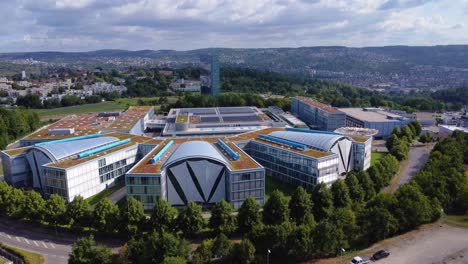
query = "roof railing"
(286, 127, 342, 135)
(258, 134, 309, 150)
(77, 138, 131, 158)
(150, 140, 174, 164)
(217, 139, 240, 161)
(35, 133, 101, 146)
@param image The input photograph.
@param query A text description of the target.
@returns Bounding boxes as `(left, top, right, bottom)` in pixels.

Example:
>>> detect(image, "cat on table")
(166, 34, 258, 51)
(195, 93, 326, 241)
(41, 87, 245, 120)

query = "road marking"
(49, 243, 56, 248)
(41, 241, 48, 248)
(16, 236, 21, 242)
(7, 235, 11, 239)
(33, 241, 39, 246)
(24, 238, 30, 244)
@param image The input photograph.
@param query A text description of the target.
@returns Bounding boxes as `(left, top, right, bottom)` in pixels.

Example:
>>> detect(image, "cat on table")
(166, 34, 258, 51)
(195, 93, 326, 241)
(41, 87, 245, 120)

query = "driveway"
(386, 143, 434, 193)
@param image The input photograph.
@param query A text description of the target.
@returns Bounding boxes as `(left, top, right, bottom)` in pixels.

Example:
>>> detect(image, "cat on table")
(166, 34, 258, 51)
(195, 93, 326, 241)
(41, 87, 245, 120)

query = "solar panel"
(179, 108, 217, 115)
(201, 116, 220, 123)
(222, 115, 263, 122)
(218, 107, 255, 114)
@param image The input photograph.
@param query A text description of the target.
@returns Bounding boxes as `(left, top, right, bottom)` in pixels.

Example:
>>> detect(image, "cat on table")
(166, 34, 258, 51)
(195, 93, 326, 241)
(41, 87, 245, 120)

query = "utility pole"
(267, 249, 271, 264)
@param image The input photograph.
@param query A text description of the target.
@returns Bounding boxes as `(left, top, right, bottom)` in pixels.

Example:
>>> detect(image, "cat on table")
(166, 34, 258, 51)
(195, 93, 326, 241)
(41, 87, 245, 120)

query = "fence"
(0, 246, 24, 264)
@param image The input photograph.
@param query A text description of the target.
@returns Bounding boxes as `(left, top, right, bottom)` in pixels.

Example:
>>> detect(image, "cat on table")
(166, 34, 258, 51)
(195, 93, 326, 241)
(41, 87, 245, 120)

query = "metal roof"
(268, 131, 349, 151)
(34, 136, 119, 161)
(164, 141, 229, 169)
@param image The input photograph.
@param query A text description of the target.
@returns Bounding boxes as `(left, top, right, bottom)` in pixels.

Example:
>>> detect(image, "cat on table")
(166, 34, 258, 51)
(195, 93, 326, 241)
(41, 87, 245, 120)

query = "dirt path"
(310, 222, 468, 264)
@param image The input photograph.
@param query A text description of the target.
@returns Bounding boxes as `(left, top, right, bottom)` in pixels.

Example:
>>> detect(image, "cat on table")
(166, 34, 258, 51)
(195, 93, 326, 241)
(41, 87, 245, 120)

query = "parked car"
(349, 256, 370, 264)
(372, 249, 390, 260)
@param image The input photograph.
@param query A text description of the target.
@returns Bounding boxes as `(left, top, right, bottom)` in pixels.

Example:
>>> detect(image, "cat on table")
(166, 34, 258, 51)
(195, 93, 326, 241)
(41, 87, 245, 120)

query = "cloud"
(0, 0, 464, 52)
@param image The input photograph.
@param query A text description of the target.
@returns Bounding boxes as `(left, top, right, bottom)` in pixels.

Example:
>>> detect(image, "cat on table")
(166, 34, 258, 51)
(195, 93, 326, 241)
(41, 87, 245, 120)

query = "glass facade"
(245, 141, 338, 190)
(43, 167, 68, 198)
(98, 158, 131, 183)
(229, 171, 264, 209)
(126, 174, 162, 209)
(291, 97, 346, 131)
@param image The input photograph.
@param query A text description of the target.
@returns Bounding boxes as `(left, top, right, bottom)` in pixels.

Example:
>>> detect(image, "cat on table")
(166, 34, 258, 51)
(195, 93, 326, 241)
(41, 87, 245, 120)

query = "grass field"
(32, 96, 176, 120)
(371, 151, 386, 166)
(265, 176, 297, 202)
(0, 163, 3, 176)
(442, 214, 468, 229)
(85, 183, 124, 205)
(0, 243, 44, 264)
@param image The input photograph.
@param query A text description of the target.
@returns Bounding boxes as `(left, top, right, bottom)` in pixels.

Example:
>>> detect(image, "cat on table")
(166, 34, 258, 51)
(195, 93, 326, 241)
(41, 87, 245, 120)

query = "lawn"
(371, 151, 386, 166)
(85, 183, 124, 205)
(264, 176, 297, 202)
(0, 162, 3, 176)
(441, 214, 468, 229)
(0, 243, 44, 264)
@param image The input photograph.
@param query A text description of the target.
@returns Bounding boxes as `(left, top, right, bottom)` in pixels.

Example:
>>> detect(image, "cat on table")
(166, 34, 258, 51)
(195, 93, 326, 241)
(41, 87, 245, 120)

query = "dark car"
(372, 249, 390, 260)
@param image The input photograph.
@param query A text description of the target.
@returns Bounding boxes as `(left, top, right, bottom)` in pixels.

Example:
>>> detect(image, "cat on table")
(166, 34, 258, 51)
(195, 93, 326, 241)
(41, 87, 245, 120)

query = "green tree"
(385, 134, 399, 151)
(401, 126, 414, 141)
(44, 194, 67, 228)
(331, 180, 351, 208)
(311, 183, 334, 221)
(93, 198, 119, 234)
(263, 190, 290, 225)
(121, 197, 145, 236)
(177, 202, 204, 238)
(212, 233, 234, 259)
(237, 196, 262, 235)
(409, 120, 422, 136)
(69, 235, 112, 264)
(151, 197, 178, 234)
(209, 199, 237, 235)
(355, 171, 376, 201)
(288, 224, 313, 261)
(66, 195, 92, 230)
(345, 173, 365, 203)
(163, 256, 186, 264)
(313, 221, 347, 257)
(23, 190, 45, 221)
(289, 187, 315, 225)
(233, 239, 255, 264)
(395, 184, 433, 231)
(192, 239, 213, 264)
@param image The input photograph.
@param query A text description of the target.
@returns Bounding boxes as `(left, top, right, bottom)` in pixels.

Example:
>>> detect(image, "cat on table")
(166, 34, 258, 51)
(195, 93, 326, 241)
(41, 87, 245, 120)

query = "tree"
(128, 232, 190, 264)
(419, 132, 432, 143)
(331, 180, 351, 208)
(163, 256, 186, 264)
(66, 195, 92, 230)
(177, 202, 204, 238)
(401, 126, 414, 141)
(313, 221, 347, 257)
(394, 184, 433, 231)
(409, 120, 422, 136)
(212, 233, 234, 259)
(192, 239, 213, 264)
(93, 198, 120, 234)
(121, 197, 145, 236)
(69, 236, 112, 264)
(289, 187, 314, 225)
(237, 196, 262, 235)
(288, 224, 313, 261)
(355, 171, 375, 201)
(44, 194, 67, 227)
(209, 199, 237, 235)
(345, 173, 365, 203)
(24, 191, 46, 221)
(233, 239, 255, 264)
(263, 190, 290, 225)
(311, 183, 334, 222)
(385, 134, 399, 151)
(151, 197, 178, 234)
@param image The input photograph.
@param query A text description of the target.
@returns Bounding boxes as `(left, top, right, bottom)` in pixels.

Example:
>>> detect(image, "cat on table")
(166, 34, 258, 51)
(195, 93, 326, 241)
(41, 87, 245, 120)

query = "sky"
(0, 0, 467, 52)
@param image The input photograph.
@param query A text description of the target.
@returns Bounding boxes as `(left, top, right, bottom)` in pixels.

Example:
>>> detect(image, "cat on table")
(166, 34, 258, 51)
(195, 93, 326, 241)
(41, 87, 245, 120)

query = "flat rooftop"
(338, 108, 406, 122)
(294, 96, 340, 113)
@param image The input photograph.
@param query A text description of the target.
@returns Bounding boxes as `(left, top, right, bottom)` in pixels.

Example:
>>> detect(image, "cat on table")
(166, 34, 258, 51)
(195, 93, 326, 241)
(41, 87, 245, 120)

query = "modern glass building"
(210, 53, 220, 96)
(291, 96, 346, 131)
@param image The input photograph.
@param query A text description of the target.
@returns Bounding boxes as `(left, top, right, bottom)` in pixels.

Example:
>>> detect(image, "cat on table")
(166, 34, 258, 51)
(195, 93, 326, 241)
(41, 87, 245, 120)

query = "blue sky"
(0, 0, 467, 52)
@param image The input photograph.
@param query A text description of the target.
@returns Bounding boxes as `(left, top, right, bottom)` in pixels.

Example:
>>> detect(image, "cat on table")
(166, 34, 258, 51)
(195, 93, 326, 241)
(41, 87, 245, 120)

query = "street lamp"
(267, 249, 271, 264)
(341, 248, 346, 264)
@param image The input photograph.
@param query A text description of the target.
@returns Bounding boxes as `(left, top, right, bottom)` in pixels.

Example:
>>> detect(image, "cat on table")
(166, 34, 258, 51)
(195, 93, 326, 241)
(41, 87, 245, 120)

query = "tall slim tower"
(210, 53, 220, 96)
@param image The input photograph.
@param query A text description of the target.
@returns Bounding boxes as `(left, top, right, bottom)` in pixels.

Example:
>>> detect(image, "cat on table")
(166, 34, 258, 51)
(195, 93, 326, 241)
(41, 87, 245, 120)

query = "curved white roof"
(164, 141, 229, 169)
(34, 136, 119, 161)
(269, 131, 350, 152)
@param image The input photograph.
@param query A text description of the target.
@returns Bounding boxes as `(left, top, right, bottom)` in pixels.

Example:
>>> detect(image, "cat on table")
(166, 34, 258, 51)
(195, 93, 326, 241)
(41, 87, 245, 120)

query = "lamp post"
(267, 249, 271, 264)
(341, 248, 346, 264)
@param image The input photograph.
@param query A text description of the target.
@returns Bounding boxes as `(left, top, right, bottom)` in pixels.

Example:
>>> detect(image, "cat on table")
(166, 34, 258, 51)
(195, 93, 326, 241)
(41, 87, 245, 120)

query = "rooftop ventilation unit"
(258, 134, 308, 150)
(48, 128, 75, 136)
(150, 140, 174, 164)
(77, 138, 131, 158)
(217, 139, 240, 161)
(35, 133, 101, 146)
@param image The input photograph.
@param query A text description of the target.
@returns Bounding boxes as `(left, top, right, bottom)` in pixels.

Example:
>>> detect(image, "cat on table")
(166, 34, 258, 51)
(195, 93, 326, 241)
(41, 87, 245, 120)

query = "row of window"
(43, 168, 65, 180)
(231, 172, 263, 182)
(231, 180, 264, 191)
(231, 189, 263, 201)
(130, 194, 159, 204)
(127, 185, 161, 195)
(44, 186, 67, 198)
(126, 176, 160, 185)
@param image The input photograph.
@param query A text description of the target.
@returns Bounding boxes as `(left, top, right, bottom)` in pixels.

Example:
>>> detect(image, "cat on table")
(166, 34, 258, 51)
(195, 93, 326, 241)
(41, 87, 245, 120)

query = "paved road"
(0, 218, 72, 264)
(386, 143, 434, 192)
(108, 186, 126, 204)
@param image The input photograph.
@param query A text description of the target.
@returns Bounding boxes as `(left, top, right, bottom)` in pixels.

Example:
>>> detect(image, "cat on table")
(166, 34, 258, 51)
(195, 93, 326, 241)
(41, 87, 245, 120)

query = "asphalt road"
(0, 218, 72, 264)
(108, 186, 126, 204)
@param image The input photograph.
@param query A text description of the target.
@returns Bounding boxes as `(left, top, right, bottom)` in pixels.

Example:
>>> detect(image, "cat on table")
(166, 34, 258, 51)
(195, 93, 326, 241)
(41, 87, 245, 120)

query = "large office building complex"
(2, 107, 372, 209)
(291, 96, 346, 131)
(338, 107, 411, 138)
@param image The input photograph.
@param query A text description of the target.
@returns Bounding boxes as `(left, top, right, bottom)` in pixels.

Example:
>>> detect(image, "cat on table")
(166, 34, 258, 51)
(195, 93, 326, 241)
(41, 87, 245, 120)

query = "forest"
(0, 107, 41, 149)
